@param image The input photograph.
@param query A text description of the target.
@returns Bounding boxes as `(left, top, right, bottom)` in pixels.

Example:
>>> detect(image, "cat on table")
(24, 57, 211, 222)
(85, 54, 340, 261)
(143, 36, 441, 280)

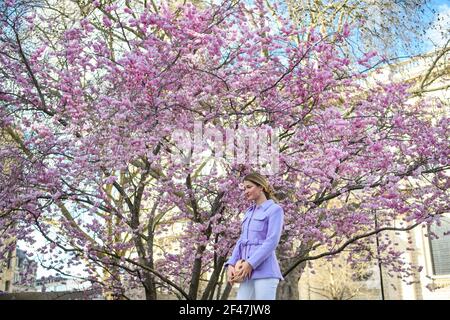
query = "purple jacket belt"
(237, 239, 265, 260)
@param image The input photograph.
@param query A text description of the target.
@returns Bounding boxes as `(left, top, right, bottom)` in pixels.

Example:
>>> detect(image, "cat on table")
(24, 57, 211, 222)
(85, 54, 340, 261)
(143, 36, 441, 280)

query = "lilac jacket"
(225, 199, 284, 280)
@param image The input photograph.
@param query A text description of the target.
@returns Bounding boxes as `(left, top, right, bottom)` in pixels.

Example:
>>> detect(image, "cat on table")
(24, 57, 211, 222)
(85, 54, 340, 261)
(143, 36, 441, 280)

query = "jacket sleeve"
(225, 211, 250, 268)
(224, 231, 243, 268)
(247, 206, 284, 270)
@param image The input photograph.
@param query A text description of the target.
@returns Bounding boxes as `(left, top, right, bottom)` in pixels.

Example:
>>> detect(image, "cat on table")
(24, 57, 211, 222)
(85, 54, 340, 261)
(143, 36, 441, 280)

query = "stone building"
(0, 246, 38, 293)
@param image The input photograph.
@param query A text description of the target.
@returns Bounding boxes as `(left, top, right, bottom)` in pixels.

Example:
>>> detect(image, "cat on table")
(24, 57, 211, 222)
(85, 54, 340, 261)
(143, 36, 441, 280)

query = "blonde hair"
(243, 172, 278, 202)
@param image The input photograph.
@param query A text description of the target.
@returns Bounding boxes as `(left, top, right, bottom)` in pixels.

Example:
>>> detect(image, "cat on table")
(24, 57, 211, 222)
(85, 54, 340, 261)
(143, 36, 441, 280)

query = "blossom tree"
(0, 0, 448, 300)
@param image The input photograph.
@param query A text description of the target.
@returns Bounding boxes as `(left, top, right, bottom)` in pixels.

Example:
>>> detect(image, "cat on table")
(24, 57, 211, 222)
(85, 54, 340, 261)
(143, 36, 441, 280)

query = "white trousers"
(236, 278, 280, 300)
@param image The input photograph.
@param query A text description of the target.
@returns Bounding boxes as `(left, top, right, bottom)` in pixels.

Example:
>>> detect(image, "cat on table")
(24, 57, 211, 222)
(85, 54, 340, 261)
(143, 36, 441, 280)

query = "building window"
(5, 281, 10, 292)
(429, 217, 450, 276)
(6, 250, 13, 269)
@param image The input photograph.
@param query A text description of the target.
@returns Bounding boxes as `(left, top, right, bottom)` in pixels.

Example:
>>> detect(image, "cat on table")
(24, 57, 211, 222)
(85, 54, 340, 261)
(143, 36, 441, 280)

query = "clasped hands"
(227, 259, 253, 285)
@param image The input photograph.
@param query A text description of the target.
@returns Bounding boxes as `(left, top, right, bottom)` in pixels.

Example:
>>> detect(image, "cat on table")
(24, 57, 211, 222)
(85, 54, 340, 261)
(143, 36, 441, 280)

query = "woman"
(225, 172, 284, 300)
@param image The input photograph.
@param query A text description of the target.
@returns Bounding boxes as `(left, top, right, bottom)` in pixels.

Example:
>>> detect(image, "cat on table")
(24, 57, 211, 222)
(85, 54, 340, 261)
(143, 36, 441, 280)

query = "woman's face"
(243, 180, 263, 201)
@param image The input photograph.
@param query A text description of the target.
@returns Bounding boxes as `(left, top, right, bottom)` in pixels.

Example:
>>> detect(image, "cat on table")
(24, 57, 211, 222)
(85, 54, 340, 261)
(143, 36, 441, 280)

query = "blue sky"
(406, 0, 450, 56)
(423, 0, 450, 52)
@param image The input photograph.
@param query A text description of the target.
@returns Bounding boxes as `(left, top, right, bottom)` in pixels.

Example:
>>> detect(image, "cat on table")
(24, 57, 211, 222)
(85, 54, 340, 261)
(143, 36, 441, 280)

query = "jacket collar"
(251, 199, 274, 212)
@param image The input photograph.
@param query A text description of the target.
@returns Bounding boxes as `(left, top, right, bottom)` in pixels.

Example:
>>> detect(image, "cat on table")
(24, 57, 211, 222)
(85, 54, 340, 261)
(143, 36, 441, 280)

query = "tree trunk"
(144, 272, 157, 300)
(145, 213, 157, 300)
(187, 193, 224, 299)
(201, 257, 226, 300)
(277, 257, 306, 300)
(188, 245, 205, 300)
(277, 266, 301, 299)
(220, 283, 233, 300)
(215, 267, 227, 300)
